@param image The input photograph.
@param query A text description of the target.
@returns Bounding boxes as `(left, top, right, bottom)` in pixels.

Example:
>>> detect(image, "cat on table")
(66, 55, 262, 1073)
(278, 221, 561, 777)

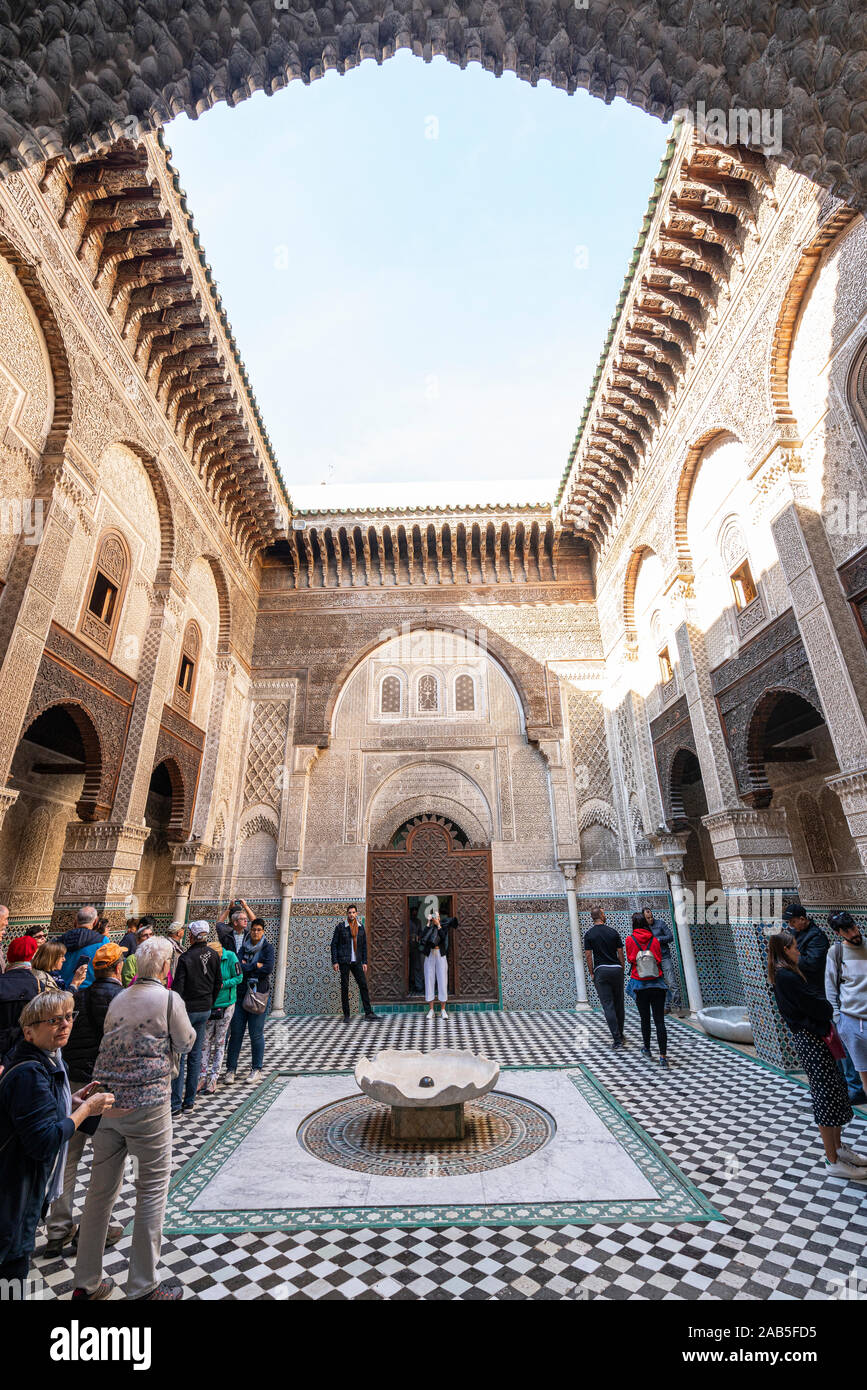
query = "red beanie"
(6, 935, 38, 964)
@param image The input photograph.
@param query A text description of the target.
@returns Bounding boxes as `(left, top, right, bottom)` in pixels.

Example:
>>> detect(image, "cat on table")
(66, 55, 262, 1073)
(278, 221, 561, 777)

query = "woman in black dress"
(768, 930, 867, 1182)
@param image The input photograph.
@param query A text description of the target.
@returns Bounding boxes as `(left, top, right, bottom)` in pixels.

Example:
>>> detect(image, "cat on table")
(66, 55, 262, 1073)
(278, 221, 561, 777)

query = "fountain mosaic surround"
(163, 1066, 721, 1234)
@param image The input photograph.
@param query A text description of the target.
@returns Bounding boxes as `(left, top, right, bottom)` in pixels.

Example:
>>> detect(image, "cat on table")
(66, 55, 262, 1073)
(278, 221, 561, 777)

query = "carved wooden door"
(366, 818, 497, 1002)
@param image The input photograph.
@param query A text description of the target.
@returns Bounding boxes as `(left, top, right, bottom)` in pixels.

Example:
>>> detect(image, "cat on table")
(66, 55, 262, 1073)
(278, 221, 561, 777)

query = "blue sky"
(164, 53, 671, 503)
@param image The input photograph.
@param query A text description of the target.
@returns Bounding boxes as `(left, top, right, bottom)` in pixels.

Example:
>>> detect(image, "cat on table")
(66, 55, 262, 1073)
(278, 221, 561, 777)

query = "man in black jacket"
(170, 922, 223, 1115)
(42, 942, 126, 1257)
(783, 903, 829, 993)
(330, 905, 380, 1023)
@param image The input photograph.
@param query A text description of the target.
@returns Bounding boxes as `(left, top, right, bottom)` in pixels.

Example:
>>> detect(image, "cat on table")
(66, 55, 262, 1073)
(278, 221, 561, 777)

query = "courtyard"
(34, 1008, 867, 1302)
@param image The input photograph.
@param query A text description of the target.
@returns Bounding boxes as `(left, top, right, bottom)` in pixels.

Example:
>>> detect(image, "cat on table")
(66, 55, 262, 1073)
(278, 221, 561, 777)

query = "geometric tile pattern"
(691, 922, 746, 1006)
(296, 1091, 555, 1179)
(496, 906, 577, 1010)
(33, 1009, 867, 1300)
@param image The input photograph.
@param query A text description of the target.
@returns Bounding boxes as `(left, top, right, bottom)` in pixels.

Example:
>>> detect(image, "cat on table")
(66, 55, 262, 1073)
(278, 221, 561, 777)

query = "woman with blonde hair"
(0, 991, 114, 1284)
(32, 941, 86, 993)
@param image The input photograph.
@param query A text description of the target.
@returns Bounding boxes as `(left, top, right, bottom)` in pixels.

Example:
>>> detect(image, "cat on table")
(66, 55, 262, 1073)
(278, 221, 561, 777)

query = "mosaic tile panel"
(495, 898, 577, 1010)
(691, 923, 745, 1006)
(297, 1091, 555, 1177)
(284, 902, 346, 1016)
(730, 919, 798, 1071)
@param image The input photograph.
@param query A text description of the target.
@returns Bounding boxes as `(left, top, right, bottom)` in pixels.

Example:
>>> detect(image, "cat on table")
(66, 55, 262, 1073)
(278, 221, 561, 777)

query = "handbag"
(824, 1022, 846, 1060)
(242, 985, 268, 1015)
(165, 990, 181, 1078)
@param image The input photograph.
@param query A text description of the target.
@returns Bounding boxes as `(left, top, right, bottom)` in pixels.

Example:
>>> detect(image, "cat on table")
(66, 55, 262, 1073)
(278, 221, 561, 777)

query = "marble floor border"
(162, 1065, 723, 1235)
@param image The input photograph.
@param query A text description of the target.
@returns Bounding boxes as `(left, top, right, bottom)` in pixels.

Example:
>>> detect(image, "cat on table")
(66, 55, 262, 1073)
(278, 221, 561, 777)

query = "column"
(560, 863, 588, 1006)
(650, 832, 703, 1013)
(701, 808, 801, 1069)
(271, 871, 297, 1018)
(768, 466, 867, 851)
(169, 841, 207, 925)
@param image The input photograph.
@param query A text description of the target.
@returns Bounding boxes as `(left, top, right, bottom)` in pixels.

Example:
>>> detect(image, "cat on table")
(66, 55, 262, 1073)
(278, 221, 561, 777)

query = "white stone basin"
(355, 1048, 500, 1109)
(697, 1005, 754, 1045)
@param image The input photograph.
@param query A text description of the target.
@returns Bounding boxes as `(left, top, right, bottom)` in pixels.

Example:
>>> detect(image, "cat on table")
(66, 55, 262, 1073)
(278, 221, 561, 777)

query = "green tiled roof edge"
(156, 128, 293, 515)
(554, 131, 678, 509)
(294, 500, 554, 518)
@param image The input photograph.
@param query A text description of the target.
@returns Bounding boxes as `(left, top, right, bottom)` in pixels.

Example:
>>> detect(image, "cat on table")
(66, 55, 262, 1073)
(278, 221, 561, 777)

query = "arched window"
(174, 620, 201, 717)
(79, 529, 130, 656)
(380, 674, 402, 715)
(455, 673, 475, 712)
(418, 674, 439, 713)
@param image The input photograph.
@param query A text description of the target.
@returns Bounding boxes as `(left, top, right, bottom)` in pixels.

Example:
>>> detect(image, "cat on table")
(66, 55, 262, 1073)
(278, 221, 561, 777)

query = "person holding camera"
(420, 910, 459, 1021)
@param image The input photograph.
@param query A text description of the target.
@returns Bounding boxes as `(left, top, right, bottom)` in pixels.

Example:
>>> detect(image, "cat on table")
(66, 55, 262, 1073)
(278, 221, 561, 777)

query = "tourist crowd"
(1, 890, 866, 1303)
(0, 899, 273, 1299)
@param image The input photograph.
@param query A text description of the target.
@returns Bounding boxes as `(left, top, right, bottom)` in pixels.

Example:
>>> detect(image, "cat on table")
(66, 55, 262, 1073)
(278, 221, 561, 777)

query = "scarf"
(44, 1048, 72, 1205)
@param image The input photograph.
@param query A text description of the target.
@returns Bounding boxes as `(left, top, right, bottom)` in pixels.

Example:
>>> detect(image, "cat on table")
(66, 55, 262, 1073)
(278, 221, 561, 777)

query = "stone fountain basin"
(697, 1005, 754, 1045)
(355, 1048, 500, 1109)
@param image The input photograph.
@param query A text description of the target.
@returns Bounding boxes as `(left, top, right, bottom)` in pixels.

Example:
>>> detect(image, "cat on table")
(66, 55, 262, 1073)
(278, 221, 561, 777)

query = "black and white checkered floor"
(36, 1009, 867, 1300)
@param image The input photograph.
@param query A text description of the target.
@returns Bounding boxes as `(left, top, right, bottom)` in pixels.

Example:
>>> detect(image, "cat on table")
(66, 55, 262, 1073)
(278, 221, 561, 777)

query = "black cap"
(782, 903, 807, 921)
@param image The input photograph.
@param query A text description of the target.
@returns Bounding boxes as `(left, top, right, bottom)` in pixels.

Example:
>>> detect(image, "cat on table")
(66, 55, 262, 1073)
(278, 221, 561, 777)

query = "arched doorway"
(366, 816, 496, 1004)
(0, 704, 100, 921)
(134, 759, 184, 917)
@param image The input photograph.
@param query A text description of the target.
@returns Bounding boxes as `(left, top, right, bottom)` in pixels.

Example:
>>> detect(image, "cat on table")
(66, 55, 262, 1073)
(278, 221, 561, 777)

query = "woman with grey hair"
(0, 991, 115, 1285)
(71, 936, 196, 1301)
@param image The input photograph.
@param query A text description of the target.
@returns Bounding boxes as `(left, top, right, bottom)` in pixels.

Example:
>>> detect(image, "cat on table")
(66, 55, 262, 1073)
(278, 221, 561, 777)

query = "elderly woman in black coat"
(0, 991, 114, 1286)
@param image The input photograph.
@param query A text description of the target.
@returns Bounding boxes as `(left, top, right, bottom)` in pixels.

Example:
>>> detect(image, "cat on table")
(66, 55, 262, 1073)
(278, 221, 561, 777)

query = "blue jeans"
(171, 1011, 210, 1112)
(838, 1045, 867, 1104)
(226, 1003, 266, 1072)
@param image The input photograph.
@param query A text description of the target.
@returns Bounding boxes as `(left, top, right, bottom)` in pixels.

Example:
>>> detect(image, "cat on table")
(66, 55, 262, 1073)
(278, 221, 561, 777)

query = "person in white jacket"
(826, 911, 867, 1101)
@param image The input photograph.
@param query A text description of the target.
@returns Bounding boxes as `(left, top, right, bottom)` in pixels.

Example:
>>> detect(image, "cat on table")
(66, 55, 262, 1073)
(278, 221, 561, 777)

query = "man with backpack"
(625, 911, 670, 1068)
(826, 911, 867, 1104)
(170, 922, 223, 1116)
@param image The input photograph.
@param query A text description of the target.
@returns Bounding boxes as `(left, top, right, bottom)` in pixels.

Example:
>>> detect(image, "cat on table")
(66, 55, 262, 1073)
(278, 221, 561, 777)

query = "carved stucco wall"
(0, 249, 53, 579)
(788, 217, 867, 567)
(292, 627, 561, 899)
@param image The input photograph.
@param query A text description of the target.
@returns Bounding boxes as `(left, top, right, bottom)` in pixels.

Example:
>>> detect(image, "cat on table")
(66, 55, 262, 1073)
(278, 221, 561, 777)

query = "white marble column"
(561, 863, 588, 1006)
(651, 832, 703, 1014)
(271, 872, 296, 1018)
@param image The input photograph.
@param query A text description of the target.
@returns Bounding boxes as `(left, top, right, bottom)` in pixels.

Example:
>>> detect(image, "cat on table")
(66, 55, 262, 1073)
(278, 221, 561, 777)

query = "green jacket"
(215, 949, 242, 1009)
(121, 952, 138, 987)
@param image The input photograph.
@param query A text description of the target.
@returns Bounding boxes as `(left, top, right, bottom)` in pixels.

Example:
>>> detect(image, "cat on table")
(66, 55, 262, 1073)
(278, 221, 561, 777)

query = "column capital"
(648, 830, 690, 874)
(170, 839, 208, 872)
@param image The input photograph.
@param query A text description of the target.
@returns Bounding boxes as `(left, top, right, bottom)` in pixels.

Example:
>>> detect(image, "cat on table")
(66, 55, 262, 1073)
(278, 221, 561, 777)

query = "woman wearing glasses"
(0, 991, 114, 1288)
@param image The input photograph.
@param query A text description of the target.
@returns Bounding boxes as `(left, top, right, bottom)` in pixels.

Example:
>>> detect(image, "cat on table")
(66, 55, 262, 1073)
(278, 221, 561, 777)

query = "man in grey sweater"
(826, 911, 867, 1101)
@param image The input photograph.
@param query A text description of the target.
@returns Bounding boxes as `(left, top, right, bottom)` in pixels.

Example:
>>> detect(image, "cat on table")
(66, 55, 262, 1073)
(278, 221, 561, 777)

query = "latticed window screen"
(380, 675, 402, 714)
(418, 674, 438, 712)
(455, 673, 475, 711)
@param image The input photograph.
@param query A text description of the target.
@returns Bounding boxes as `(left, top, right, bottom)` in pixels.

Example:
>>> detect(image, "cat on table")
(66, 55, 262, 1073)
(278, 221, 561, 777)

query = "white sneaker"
(837, 1145, 867, 1168)
(426, 1010, 435, 1022)
(247, 1069, 262, 1083)
(439, 1010, 447, 1020)
(223, 1071, 235, 1085)
(825, 1159, 867, 1181)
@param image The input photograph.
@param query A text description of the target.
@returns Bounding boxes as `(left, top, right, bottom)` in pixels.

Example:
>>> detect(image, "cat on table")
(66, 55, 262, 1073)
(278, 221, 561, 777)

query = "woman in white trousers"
(422, 912, 457, 1020)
